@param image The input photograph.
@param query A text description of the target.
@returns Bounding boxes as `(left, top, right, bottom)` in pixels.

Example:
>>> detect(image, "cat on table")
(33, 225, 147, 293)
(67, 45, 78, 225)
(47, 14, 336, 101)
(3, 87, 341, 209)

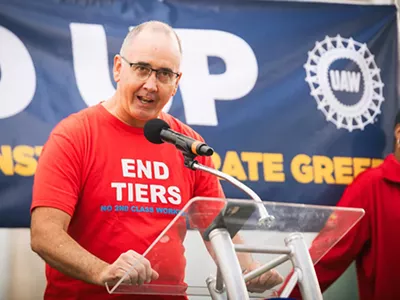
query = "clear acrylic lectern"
(105, 197, 364, 299)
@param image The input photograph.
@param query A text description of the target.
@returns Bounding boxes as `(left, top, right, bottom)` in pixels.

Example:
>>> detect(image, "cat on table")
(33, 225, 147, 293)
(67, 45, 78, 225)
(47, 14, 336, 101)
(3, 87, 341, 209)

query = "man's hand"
(98, 250, 159, 286)
(243, 261, 284, 293)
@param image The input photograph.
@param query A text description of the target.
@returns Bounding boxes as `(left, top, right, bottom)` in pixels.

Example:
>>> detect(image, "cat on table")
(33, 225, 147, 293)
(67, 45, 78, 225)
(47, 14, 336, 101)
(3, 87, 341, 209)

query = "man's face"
(113, 30, 181, 125)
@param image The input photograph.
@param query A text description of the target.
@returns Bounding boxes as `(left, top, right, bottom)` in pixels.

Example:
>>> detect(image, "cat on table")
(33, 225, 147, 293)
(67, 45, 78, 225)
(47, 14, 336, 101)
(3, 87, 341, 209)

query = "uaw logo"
(304, 35, 384, 132)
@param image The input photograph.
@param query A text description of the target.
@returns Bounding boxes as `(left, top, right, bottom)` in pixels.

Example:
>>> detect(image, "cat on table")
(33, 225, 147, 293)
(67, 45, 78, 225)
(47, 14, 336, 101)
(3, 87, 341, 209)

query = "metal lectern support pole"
(208, 228, 250, 300)
(285, 233, 323, 300)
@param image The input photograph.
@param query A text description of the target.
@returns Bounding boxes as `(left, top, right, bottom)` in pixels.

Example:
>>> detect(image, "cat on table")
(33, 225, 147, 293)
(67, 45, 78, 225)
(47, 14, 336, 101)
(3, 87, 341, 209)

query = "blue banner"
(0, 0, 398, 227)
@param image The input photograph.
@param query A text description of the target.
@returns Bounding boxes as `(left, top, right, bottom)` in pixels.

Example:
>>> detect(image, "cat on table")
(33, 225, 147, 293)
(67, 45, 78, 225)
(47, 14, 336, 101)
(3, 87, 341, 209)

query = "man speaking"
(30, 20, 282, 299)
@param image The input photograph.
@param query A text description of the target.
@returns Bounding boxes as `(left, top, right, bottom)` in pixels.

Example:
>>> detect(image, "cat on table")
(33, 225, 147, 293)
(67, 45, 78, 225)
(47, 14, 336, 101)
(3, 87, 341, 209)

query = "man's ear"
(113, 55, 122, 82)
(172, 72, 182, 96)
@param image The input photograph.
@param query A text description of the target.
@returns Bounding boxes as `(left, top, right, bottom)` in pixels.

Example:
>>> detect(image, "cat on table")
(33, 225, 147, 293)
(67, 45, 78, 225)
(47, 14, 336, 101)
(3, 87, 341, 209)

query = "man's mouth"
(137, 96, 154, 104)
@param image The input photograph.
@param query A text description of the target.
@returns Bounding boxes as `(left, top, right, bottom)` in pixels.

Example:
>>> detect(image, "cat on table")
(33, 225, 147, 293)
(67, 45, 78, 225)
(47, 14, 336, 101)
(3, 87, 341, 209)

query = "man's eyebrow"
(158, 67, 174, 73)
(135, 61, 174, 72)
(135, 61, 152, 67)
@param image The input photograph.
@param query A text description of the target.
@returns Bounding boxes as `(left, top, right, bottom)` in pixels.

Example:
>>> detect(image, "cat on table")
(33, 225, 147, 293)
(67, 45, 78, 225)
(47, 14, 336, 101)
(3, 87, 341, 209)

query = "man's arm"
(231, 234, 255, 270)
(31, 207, 159, 286)
(30, 119, 158, 286)
(31, 207, 108, 285)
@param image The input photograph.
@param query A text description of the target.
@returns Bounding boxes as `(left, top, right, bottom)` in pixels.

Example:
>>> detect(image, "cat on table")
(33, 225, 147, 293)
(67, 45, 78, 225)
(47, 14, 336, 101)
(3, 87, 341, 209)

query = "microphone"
(144, 119, 214, 157)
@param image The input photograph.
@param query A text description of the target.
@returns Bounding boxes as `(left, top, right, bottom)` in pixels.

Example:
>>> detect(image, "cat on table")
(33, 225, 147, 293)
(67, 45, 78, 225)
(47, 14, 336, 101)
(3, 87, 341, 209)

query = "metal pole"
(243, 254, 290, 282)
(280, 270, 299, 298)
(215, 268, 224, 292)
(206, 276, 228, 300)
(285, 233, 323, 300)
(208, 228, 250, 300)
(235, 244, 292, 254)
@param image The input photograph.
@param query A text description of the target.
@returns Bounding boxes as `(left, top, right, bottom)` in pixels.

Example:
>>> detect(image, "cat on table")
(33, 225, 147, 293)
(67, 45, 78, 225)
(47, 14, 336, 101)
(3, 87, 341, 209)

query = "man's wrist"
(92, 260, 110, 286)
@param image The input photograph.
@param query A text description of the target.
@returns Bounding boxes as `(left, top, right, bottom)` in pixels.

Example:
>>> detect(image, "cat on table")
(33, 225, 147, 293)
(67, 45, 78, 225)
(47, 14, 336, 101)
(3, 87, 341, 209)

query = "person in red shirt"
(290, 114, 400, 300)
(30, 20, 282, 300)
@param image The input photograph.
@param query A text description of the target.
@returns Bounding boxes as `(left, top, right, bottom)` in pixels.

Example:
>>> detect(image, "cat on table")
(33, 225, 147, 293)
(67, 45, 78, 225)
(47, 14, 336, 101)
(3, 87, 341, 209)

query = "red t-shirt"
(31, 104, 225, 300)
(290, 154, 400, 300)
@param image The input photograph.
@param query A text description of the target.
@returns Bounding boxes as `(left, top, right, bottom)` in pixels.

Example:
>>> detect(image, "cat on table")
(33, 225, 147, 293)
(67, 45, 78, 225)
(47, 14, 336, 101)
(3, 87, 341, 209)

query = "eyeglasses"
(120, 55, 180, 85)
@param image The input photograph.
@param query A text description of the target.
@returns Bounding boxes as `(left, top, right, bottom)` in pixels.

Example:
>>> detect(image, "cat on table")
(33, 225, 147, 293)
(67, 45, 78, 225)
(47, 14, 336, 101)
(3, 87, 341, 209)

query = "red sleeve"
(31, 116, 84, 217)
(289, 173, 372, 298)
(183, 139, 225, 232)
(193, 154, 225, 199)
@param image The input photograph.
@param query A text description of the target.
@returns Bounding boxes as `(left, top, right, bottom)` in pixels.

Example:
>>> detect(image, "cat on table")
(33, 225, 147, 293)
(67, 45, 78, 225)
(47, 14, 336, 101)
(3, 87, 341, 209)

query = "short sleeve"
(188, 154, 226, 232)
(193, 154, 225, 199)
(31, 117, 84, 216)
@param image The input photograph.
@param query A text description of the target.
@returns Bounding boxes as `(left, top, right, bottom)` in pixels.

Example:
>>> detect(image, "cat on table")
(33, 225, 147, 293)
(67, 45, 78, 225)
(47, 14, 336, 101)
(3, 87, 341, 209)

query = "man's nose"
(143, 71, 158, 92)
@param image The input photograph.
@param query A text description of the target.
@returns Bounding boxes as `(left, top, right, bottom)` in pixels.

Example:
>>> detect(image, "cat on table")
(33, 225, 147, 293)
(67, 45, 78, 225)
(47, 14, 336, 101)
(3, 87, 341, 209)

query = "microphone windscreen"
(144, 118, 171, 144)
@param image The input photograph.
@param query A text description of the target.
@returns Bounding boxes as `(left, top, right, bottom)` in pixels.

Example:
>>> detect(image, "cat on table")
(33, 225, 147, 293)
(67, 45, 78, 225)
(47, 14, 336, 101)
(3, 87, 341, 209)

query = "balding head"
(110, 20, 182, 128)
(120, 21, 182, 56)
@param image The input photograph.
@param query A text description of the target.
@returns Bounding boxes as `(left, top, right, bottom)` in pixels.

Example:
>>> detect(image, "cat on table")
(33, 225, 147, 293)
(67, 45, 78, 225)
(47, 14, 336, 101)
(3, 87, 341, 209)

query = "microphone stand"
(182, 153, 275, 226)
(181, 152, 323, 300)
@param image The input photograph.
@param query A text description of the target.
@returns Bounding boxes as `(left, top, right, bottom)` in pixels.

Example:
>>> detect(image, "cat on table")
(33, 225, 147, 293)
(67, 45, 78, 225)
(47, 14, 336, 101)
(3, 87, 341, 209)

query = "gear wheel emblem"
(304, 35, 384, 132)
